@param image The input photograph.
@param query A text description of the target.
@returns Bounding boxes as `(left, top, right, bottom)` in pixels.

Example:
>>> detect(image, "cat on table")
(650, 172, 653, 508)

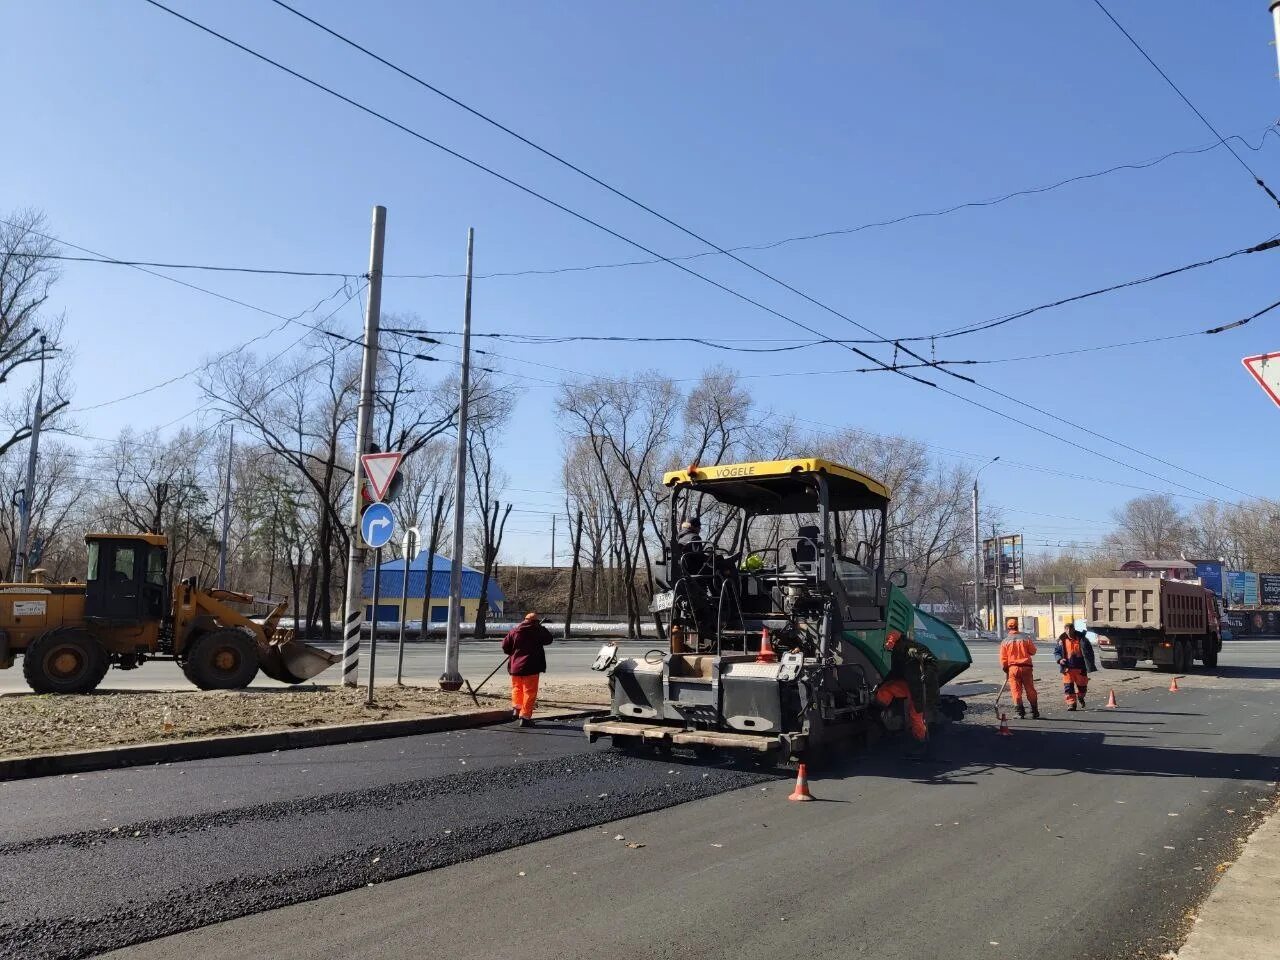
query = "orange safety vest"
(1000, 633, 1037, 669)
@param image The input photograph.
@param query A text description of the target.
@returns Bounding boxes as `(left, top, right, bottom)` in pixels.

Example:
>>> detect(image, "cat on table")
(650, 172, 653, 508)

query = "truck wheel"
(1202, 641, 1219, 670)
(23, 627, 108, 694)
(1118, 656, 1138, 669)
(182, 629, 260, 690)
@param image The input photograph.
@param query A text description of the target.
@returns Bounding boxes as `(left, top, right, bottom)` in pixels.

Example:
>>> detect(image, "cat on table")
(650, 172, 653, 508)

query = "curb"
(0, 707, 604, 783)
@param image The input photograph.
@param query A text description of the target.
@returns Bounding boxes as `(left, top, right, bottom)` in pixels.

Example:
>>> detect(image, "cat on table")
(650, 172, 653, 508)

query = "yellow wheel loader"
(0, 533, 338, 694)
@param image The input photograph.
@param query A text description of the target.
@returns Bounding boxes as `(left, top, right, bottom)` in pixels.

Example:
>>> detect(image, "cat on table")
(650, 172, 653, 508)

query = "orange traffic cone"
(1169, 676, 1180, 693)
(755, 627, 777, 664)
(1105, 689, 1118, 709)
(997, 712, 1013, 736)
(788, 763, 814, 802)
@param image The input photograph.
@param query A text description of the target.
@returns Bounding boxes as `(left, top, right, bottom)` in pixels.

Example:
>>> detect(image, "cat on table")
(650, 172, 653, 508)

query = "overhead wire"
(1090, 0, 1280, 212)
(142, 0, 1250, 504)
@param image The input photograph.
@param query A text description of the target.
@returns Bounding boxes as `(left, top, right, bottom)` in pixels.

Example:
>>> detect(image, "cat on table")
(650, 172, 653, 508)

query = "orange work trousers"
(1008, 664, 1038, 708)
(511, 674, 540, 719)
(874, 678, 927, 741)
(1062, 668, 1088, 706)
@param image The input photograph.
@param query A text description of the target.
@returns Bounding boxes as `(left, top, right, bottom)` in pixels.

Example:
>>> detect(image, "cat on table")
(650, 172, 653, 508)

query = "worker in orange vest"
(873, 628, 938, 757)
(1053, 622, 1096, 711)
(999, 616, 1040, 719)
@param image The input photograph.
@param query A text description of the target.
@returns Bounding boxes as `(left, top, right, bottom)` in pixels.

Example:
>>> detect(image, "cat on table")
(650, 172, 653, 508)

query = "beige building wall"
(981, 598, 1086, 639)
(362, 596, 485, 624)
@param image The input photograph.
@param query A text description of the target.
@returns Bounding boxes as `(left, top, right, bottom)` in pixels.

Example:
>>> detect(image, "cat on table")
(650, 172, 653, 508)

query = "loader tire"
(182, 629, 260, 690)
(23, 627, 108, 694)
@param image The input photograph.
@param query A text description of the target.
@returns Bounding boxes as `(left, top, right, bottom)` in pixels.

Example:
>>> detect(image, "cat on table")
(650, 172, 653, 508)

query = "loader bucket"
(256, 630, 340, 684)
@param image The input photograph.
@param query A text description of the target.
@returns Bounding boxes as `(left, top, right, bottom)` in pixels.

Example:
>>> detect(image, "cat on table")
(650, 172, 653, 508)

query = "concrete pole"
(1271, 2, 1280, 80)
(13, 335, 46, 584)
(439, 227, 474, 691)
(217, 426, 234, 590)
(340, 205, 386, 686)
(973, 456, 998, 632)
(551, 514, 557, 570)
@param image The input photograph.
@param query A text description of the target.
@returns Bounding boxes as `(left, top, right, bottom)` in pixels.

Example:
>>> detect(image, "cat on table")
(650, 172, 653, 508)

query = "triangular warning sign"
(1243, 352, 1280, 408)
(361, 451, 404, 502)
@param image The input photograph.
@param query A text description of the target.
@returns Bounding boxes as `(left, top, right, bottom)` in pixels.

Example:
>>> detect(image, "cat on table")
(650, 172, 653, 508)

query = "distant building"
(360, 552, 505, 624)
(1116, 559, 1197, 581)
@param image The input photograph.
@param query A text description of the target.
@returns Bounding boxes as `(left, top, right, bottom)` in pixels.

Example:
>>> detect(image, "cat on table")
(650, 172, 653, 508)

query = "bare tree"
(1106, 494, 1188, 559)
(0, 210, 72, 455)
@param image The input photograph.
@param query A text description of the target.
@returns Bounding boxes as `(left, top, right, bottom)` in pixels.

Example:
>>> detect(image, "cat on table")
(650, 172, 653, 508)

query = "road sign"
(360, 502, 395, 549)
(1243, 351, 1280, 407)
(360, 451, 404, 502)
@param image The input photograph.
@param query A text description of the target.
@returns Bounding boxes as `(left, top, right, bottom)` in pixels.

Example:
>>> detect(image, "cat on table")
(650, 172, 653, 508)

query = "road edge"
(0, 707, 603, 782)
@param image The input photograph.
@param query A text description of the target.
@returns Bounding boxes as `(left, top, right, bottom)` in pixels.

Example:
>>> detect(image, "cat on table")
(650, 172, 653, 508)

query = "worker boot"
(1067, 701, 1077, 712)
(1015, 703, 1026, 719)
(1031, 705, 1041, 719)
(1077, 694, 1087, 710)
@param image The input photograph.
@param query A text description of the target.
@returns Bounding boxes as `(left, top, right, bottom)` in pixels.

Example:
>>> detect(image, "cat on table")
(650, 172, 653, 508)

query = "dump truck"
(0, 532, 338, 693)
(584, 458, 972, 763)
(1085, 576, 1221, 672)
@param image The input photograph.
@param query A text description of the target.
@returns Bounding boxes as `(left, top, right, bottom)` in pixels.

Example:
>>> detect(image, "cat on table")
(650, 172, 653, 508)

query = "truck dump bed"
(1086, 577, 1210, 635)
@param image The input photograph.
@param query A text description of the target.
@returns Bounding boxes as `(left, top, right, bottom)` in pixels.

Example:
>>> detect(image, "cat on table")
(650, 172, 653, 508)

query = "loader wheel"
(23, 627, 108, 694)
(182, 629, 259, 690)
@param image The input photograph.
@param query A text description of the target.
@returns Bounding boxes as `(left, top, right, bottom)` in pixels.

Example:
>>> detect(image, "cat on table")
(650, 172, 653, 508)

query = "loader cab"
(84, 534, 169, 624)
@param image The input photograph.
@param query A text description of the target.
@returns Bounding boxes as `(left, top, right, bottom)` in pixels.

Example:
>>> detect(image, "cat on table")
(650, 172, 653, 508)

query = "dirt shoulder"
(0, 682, 604, 761)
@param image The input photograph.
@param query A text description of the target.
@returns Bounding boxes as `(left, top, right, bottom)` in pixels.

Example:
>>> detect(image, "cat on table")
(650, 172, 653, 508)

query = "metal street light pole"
(1270, 2, 1280, 80)
(973, 455, 999, 632)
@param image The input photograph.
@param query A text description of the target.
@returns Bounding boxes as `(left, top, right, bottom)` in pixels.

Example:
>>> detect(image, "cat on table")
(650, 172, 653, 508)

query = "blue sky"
(4, 1, 1280, 563)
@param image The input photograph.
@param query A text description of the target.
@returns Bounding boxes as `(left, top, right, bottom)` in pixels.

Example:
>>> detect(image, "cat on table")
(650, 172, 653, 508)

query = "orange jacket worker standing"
(502, 612, 553, 727)
(1053, 623, 1096, 711)
(999, 617, 1040, 719)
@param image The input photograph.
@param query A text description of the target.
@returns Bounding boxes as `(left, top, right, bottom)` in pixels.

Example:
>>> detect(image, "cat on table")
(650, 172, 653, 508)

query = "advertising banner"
(1222, 608, 1280, 638)
(982, 534, 1023, 587)
(1261, 573, 1280, 608)
(1194, 561, 1224, 597)
(1226, 570, 1260, 608)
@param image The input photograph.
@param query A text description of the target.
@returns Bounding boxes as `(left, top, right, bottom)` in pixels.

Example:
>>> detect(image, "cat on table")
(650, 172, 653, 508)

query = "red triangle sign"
(1243, 352, 1280, 408)
(361, 451, 404, 501)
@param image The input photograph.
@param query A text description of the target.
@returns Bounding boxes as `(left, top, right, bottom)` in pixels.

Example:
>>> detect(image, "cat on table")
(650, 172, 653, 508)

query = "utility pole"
(1271, 2, 1280, 80)
(13, 334, 47, 583)
(550, 514, 557, 570)
(439, 227, 474, 691)
(340, 205, 387, 687)
(217, 426, 234, 590)
(992, 523, 1004, 634)
(973, 456, 998, 632)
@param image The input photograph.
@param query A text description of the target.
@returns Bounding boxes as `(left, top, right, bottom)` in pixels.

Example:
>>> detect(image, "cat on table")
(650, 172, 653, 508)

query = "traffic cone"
(997, 712, 1013, 736)
(788, 763, 814, 802)
(755, 627, 777, 664)
(1169, 676, 1180, 693)
(1105, 689, 1118, 709)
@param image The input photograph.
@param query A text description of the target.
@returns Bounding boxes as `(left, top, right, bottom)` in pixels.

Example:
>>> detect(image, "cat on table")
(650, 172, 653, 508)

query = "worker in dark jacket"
(502, 612, 553, 726)
(1053, 622, 1096, 711)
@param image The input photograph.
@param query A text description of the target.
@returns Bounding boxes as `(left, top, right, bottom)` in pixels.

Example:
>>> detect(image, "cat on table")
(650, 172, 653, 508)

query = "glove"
(1002, 666, 1009, 675)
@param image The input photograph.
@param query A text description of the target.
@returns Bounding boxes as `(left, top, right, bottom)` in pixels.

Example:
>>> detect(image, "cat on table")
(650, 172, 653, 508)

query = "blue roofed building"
(361, 552, 505, 624)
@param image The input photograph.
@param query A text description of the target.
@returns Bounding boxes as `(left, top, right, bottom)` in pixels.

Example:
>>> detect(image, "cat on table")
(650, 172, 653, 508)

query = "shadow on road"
(1212, 665, 1280, 680)
(849, 724, 1280, 786)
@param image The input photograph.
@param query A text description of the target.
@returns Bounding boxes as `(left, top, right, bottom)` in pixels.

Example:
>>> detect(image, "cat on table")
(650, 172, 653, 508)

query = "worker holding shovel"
(999, 616, 1040, 719)
(502, 612, 554, 727)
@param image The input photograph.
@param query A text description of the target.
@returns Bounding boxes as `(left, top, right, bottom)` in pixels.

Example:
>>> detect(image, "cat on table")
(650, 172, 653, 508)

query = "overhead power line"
(144, 0, 1251, 504)
(0, 250, 357, 278)
(1090, 0, 1280, 212)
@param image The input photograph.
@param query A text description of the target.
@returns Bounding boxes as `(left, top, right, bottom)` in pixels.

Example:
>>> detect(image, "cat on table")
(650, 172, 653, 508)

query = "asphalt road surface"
(2, 645, 1278, 960)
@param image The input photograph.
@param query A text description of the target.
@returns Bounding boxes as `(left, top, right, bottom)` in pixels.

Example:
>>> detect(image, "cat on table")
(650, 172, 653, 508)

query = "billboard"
(1221, 608, 1280, 639)
(1194, 561, 1224, 597)
(1261, 573, 1280, 608)
(982, 534, 1023, 587)
(1225, 570, 1260, 608)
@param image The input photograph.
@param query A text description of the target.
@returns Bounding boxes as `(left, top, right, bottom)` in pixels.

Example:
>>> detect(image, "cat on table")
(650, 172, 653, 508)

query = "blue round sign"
(360, 502, 395, 549)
